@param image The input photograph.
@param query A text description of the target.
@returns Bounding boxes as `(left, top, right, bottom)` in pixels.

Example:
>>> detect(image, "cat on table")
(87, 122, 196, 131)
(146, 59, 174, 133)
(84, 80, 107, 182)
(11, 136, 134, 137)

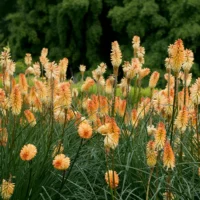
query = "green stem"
(58, 139, 83, 196)
(105, 149, 114, 200)
(136, 79, 141, 108)
(11, 115, 16, 149)
(196, 103, 200, 161)
(122, 79, 130, 122)
(111, 149, 116, 199)
(146, 167, 154, 200)
(169, 74, 178, 146)
(183, 70, 187, 106)
(48, 77, 54, 150)
(133, 77, 137, 107)
(166, 170, 171, 200)
(25, 161, 32, 199)
(111, 75, 118, 117)
(167, 68, 171, 99)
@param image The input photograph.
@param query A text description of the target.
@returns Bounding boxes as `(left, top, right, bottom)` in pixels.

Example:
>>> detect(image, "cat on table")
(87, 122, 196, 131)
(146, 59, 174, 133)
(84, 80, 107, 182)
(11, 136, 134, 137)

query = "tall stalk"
(170, 74, 178, 146)
(58, 139, 83, 197)
(123, 79, 130, 122)
(166, 170, 171, 200)
(136, 79, 141, 109)
(25, 161, 32, 199)
(11, 115, 16, 149)
(105, 149, 114, 200)
(111, 74, 118, 118)
(183, 70, 188, 106)
(167, 68, 171, 99)
(47, 76, 54, 152)
(195, 103, 199, 161)
(146, 167, 154, 200)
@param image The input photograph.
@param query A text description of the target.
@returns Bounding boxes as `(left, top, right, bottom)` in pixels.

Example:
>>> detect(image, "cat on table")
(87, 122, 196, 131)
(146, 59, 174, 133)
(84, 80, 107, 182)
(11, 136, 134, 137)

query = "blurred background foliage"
(0, 0, 200, 81)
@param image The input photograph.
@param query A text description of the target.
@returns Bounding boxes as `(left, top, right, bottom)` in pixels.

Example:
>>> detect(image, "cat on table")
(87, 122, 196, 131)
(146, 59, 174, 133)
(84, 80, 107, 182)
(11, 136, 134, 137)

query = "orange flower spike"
(118, 99, 126, 117)
(33, 62, 41, 78)
(24, 110, 36, 127)
(105, 76, 114, 94)
(174, 106, 188, 132)
(170, 39, 185, 74)
(56, 82, 72, 109)
(99, 96, 108, 115)
(190, 78, 200, 105)
(34, 80, 47, 103)
(86, 99, 98, 121)
(45, 61, 60, 80)
(41, 48, 48, 57)
(105, 170, 119, 189)
(10, 86, 22, 115)
(182, 49, 194, 72)
(163, 141, 175, 170)
(155, 122, 166, 150)
(131, 109, 139, 127)
(138, 68, 150, 80)
(59, 58, 68, 81)
(81, 77, 95, 92)
(111, 41, 122, 76)
(24, 53, 32, 65)
(19, 73, 28, 95)
(149, 71, 160, 89)
(146, 141, 157, 167)
(110, 118, 120, 135)
(34, 95, 43, 112)
(29, 87, 37, 105)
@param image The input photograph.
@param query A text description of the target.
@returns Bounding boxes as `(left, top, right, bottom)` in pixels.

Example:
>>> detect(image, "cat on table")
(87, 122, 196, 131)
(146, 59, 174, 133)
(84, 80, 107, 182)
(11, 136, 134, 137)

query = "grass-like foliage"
(0, 37, 200, 200)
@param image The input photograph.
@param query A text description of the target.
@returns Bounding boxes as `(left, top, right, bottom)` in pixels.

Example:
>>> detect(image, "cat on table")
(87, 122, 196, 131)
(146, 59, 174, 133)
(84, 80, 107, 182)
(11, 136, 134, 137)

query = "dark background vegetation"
(0, 0, 200, 82)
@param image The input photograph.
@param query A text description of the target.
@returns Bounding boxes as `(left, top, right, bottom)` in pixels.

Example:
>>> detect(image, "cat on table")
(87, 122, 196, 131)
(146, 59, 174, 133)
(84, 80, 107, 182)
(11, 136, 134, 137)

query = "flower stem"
(111, 75, 118, 117)
(146, 167, 154, 200)
(169, 74, 178, 146)
(25, 161, 32, 199)
(58, 139, 83, 196)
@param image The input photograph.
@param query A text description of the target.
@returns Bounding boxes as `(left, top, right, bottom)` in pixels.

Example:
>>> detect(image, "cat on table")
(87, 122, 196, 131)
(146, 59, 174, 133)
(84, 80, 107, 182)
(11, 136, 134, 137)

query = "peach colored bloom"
(105, 170, 119, 189)
(20, 144, 37, 161)
(41, 48, 48, 57)
(1, 179, 15, 200)
(132, 35, 140, 51)
(111, 41, 122, 75)
(174, 106, 188, 132)
(24, 110, 36, 127)
(24, 53, 32, 65)
(155, 122, 166, 150)
(45, 62, 60, 80)
(81, 77, 95, 92)
(146, 141, 157, 167)
(53, 154, 70, 170)
(149, 71, 160, 88)
(55, 82, 72, 109)
(105, 76, 114, 94)
(170, 39, 185, 74)
(78, 122, 93, 139)
(10, 86, 22, 115)
(163, 141, 175, 170)
(19, 74, 28, 95)
(33, 62, 41, 78)
(182, 49, 193, 72)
